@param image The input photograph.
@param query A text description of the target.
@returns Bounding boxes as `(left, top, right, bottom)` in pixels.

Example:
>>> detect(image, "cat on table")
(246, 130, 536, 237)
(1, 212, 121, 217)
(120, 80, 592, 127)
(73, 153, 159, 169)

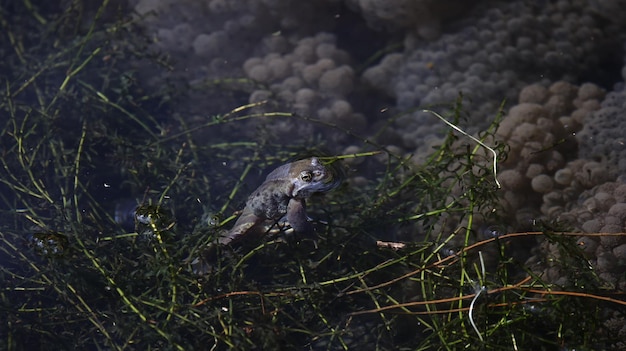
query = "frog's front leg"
(285, 198, 313, 234)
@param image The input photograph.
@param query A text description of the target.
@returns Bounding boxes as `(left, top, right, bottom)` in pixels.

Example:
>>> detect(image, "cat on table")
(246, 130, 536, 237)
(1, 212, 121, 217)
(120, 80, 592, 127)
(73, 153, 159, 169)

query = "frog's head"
(290, 157, 340, 198)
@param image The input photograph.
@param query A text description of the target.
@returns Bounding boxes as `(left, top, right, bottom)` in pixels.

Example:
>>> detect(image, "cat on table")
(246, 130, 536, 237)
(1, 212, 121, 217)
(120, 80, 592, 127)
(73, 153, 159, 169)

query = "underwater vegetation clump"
(1, 2, 625, 350)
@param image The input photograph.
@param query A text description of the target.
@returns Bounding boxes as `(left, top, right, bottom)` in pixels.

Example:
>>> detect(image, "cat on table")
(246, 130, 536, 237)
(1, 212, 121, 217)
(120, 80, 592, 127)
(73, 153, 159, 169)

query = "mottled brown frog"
(217, 157, 340, 244)
(190, 157, 340, 274)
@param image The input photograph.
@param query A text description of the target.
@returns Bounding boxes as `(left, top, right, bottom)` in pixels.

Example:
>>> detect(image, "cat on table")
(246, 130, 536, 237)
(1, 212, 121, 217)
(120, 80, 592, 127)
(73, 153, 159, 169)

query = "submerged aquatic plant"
(0, 2, 624, 350)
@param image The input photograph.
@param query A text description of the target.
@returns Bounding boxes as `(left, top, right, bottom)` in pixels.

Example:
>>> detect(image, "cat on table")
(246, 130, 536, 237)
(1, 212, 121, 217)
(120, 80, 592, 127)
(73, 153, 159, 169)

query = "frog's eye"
(300, 171, 312, 182)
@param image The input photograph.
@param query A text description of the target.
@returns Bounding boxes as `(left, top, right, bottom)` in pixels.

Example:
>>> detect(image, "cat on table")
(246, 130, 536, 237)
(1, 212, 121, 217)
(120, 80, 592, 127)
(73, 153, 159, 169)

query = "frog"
(189, 157, 340, 274)
(217, 157, 340, 245)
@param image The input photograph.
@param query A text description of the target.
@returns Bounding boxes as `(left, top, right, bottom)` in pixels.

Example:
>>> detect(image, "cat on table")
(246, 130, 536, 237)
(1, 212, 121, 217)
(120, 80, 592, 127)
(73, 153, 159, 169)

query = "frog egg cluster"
(539, 159, 615, 219)
(244, 32, 368, 134)
(526, 182, 626, 290)
(363, 0, 621, 149)
(494, 81, 606, 221)
(133, 0, 261, 61)
(604, 314, 626, 350)
(130, 0, 343, 117)
(128, 0, 626, 156)
(498, 79, 626, 290)
(576, 83, 626, 178)
(343, 0, 472, 40)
